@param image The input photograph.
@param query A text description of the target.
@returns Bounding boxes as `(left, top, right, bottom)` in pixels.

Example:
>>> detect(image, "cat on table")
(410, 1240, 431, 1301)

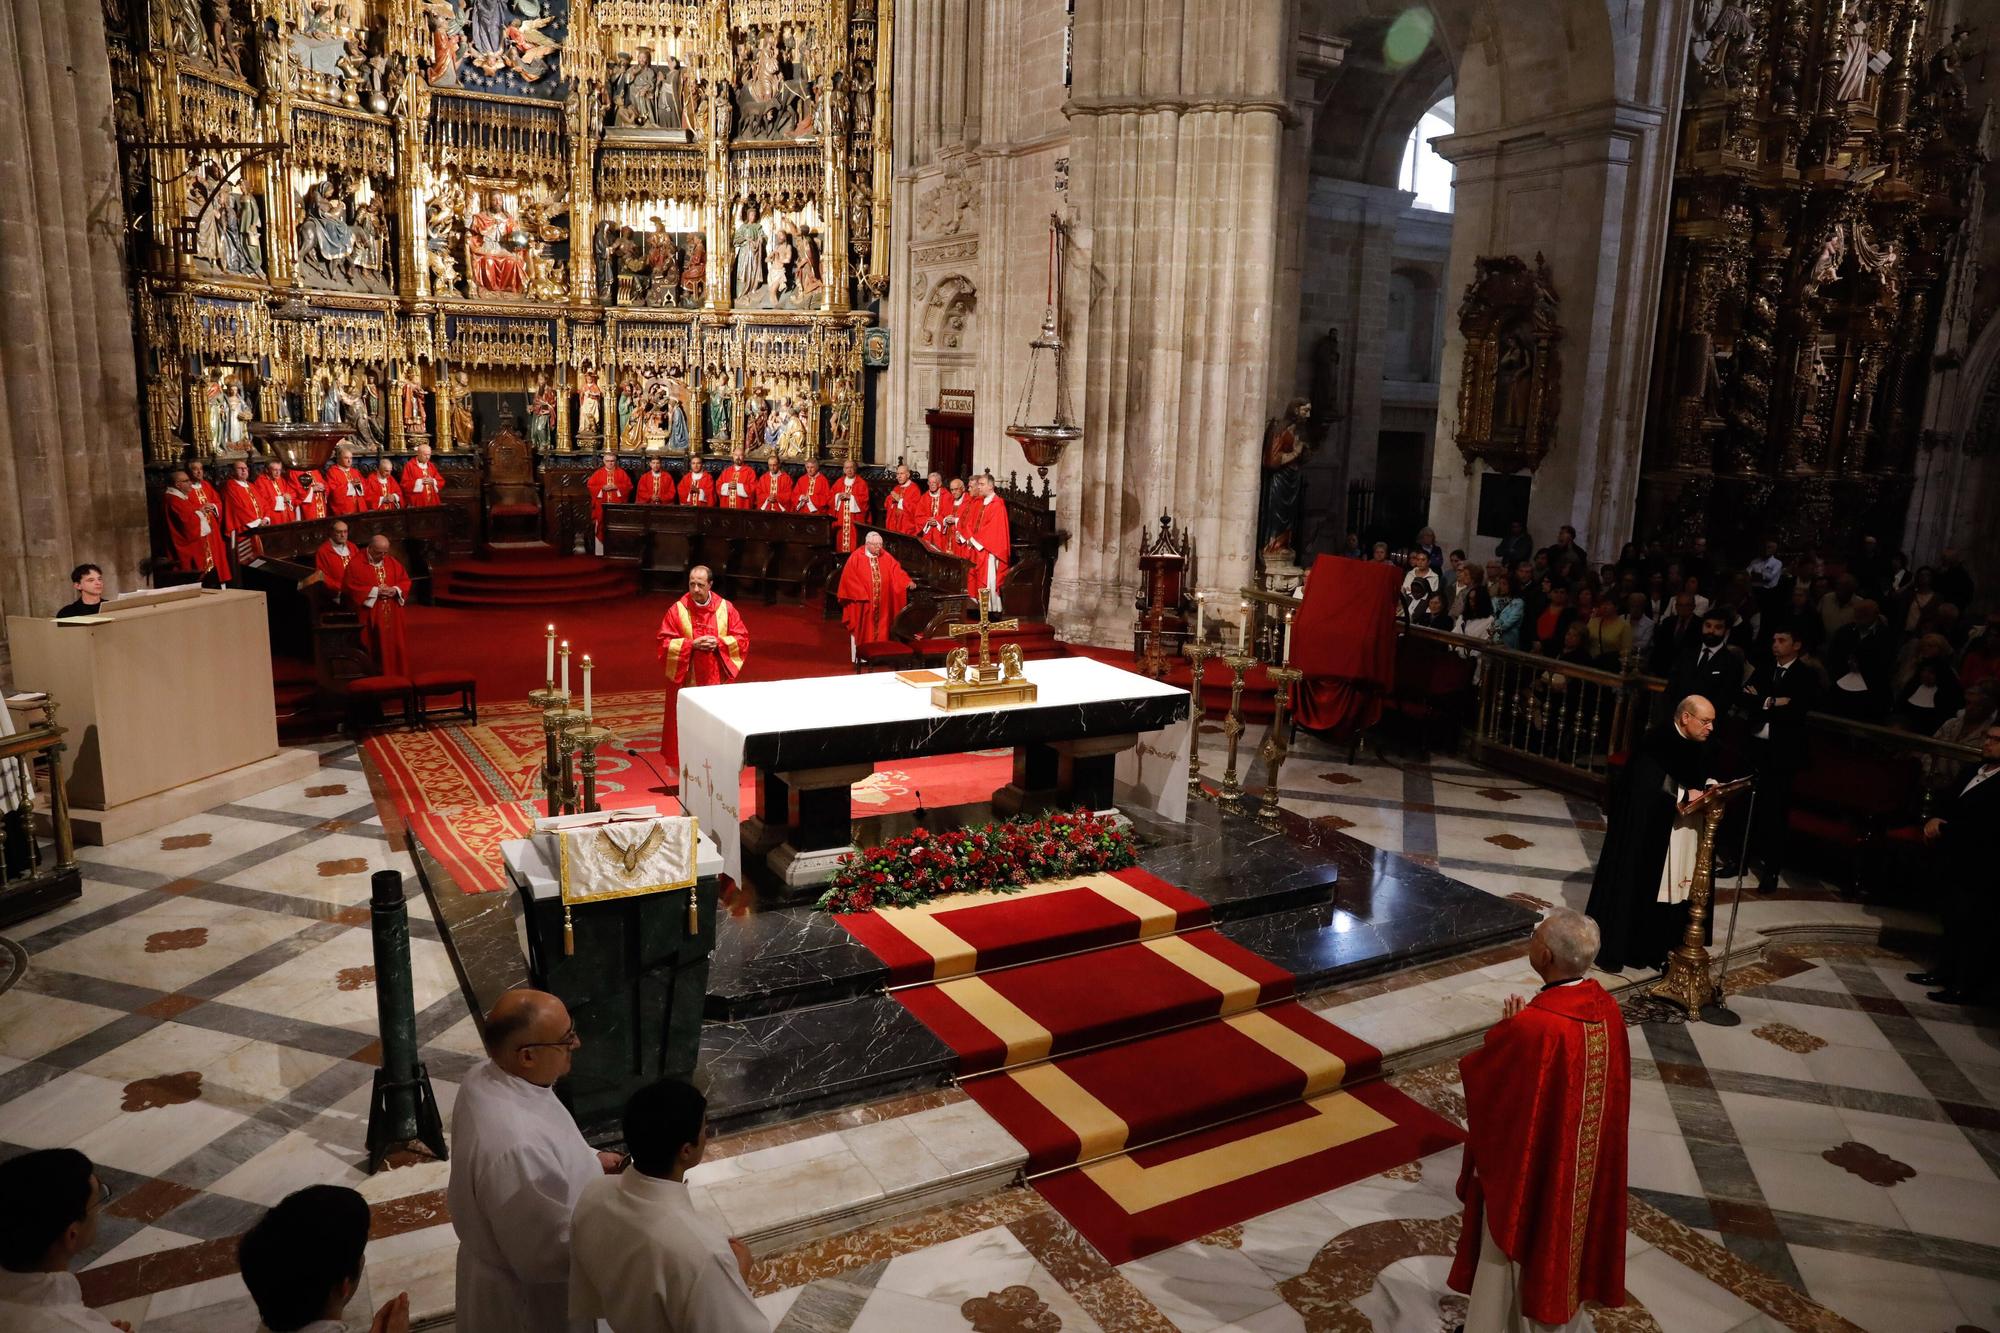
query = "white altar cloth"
(676, 657, 1190, 882)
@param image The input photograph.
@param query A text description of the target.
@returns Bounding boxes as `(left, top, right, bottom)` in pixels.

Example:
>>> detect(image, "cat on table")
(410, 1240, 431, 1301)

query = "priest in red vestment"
(343, 535, 412, 677)
(917, 472, 952, 553)
(756, 458, 793, 512)
(586, 451, 632, 552)
(837, 532, 911, 661)
(635, 455, 676, 505)
(222, 459, 268, 554)
(790, 458, 831, 516)
(830, 459, 870, 554)
(882, 464, 921, 536)
(363, 462, 405, 511)
(164, 466, 231, 581)
(956, 473, 1012, 608)
(656, 564, 750, 757)
(314, 520, 357, 589)
(1449, 908, 1629, 1332)
(717, 450, 757, 511)
(678, 455, 716, 507)
(402, 443, 445, 507)
(294, 466, 330, 520)
(254, 459, 301, 526)
(326, 447, 368, 516)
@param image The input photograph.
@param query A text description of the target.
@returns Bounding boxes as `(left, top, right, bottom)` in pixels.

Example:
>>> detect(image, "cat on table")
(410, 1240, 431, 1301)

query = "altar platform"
(410, 783, 1536, 1136)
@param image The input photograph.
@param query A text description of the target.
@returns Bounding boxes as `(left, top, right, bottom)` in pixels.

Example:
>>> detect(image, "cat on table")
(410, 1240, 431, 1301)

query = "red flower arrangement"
(816, 808, 1139, 913)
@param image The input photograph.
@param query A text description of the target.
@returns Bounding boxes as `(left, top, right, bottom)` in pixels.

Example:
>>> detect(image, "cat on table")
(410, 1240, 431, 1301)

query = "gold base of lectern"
(931, 679, 1039, 711)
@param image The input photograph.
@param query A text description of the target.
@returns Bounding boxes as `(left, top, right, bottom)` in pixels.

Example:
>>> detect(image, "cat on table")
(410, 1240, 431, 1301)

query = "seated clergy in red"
(163, 465, 231, 581)
(717, 449, 757, 511)
(956, 473, 1012, 608)
(837, 531, 911, 661)
(790, 458, 831, 516)
(756, 458, 793, 512)
(586, 450, 632, 552)
(325, 446, 368, 515)
(402, 443, 445, 507)
(222, 459, 268, 549)
(883, 464, 921, 536)
(678, 455, 716, 507)
(1449, 907, 1630, 1332)
(294, 466, 330, 520)
(254, 459, 301, 526)
(656, 564, 749, 755)
(314, 520, 357, 589)
(343, 535, 412, 677)
(634, 454, 676, 505)
(363, 461, 405, 511)
(917, 472, 951, 553)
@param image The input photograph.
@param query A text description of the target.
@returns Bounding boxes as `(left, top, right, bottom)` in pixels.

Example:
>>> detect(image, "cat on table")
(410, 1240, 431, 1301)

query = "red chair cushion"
(344, 675, 412, 697)
(412, 671, 475, 690)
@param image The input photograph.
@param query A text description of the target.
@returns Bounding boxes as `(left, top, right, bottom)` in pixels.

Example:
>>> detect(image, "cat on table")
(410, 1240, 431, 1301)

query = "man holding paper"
(656, 564, 749, 761)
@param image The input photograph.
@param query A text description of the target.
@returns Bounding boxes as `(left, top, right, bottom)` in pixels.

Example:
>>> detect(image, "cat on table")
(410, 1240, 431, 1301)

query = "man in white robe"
(448, 990, 621, 1333)
(570, 1079, 768, 1332)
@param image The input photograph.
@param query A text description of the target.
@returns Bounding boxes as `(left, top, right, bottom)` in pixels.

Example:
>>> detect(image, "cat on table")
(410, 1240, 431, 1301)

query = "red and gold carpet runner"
(835, 868, 1462, 1263)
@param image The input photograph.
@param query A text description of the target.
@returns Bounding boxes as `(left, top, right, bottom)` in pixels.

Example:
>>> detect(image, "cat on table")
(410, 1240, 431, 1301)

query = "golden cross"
(946, 590, 1019, 672)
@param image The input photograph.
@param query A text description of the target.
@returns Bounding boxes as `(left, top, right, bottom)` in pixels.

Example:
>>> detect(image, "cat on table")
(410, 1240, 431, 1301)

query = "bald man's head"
(484, 989, 577, 1085)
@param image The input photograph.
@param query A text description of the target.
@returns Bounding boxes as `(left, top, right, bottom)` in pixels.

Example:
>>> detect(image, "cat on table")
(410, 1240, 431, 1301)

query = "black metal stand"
(364, 870, 448, 1172)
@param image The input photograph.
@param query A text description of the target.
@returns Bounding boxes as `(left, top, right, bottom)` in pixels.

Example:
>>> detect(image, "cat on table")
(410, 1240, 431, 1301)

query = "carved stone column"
(0, 0, 150, 679)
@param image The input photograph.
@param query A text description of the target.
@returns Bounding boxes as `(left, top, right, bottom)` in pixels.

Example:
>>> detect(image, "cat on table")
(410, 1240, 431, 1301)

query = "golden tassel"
(685, 889, 698, 935)
(564, 902, 575, 956)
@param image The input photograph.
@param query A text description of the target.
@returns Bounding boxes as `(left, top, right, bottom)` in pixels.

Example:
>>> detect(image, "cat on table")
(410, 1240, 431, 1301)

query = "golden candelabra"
(1183, 641, 1220, 800)
(1654, 780, 1749, 1019)
(549, 706, 587, 816)
(1216, 654, 1258, 810)
(527, 683, 568, 813)
(573, 724, 615, 814)
(1257, 665, 1304, 829)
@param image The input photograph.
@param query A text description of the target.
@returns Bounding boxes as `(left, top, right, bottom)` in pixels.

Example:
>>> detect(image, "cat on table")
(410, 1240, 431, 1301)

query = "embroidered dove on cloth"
(556, 815, 700, 905)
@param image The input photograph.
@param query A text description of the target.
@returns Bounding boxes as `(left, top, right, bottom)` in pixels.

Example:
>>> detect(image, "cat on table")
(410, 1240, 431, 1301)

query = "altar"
(677, 657, 1191, 891)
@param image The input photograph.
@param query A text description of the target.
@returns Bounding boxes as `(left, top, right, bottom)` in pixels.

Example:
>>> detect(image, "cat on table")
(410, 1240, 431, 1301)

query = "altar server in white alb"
(448, 989, 623, 1333)
(570, 1078, 770, 1333)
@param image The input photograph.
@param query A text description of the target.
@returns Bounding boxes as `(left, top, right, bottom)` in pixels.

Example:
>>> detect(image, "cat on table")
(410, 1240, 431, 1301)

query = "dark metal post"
(365, 869, 447, 1172)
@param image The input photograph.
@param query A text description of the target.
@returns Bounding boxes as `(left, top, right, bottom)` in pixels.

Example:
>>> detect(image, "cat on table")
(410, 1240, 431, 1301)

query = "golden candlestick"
(1654, 780, 1750, 1019)
(528, 684, 568, 813)
(548, 706, 587, 816)
(1217, 655, 1258, 810)
(573, 724, 615, 813)
(1257, 665, 1304, 829)
(1184, 640, 1220, 801)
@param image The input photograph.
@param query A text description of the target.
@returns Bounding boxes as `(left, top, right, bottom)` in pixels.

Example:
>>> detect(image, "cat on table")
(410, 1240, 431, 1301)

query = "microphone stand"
(626, 747, 678, 797)
(1700, 784, 1758, 1027)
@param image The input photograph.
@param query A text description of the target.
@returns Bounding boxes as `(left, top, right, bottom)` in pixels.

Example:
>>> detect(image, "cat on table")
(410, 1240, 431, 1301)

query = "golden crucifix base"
(931, 590, 1038, 711)
(931, 674, 1039, 712)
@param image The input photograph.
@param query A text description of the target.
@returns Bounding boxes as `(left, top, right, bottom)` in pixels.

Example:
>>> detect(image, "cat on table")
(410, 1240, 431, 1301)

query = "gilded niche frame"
(1453, 252, 1562, 475)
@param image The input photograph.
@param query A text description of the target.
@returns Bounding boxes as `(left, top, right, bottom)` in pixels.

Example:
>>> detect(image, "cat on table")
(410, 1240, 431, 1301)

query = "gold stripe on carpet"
(1224, 1010, 1350, 1097)
(1141, 935, 1264, 1013)
(1079, 1092, 1398, 1215)
(877, 912, 980, 979)
(1075, 873, 1181, 939)
(936, 976, 1055, 1065)
(869, 874, 1173, 980)
(1008, 1063, 1130, 1161)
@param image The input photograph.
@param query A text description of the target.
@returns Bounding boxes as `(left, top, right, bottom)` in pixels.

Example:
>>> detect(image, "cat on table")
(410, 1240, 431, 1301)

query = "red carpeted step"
(963, 999, 1384, 1174)
(896, 928, 1294, 1074)
(833, 866, 1211, 985)
(433, 556, 641, 608)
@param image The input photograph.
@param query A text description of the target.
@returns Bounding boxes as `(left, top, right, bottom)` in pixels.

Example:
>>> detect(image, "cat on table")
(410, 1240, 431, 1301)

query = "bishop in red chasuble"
(656, 564, 750, 757)
(1449, 908, 1629, 1332)
(836, 532, 910, 659)
(343, 536, 412, 677)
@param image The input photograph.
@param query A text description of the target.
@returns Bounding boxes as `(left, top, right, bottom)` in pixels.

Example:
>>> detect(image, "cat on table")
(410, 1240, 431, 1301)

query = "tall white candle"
(560, 640, 570, 695)
(1283, 611, 1295, 666)
(545, 624, 555, 684)
(582, 655, 593, 719)
(1193, 591, 1205, 643)
(1239, 600, 1251, 654)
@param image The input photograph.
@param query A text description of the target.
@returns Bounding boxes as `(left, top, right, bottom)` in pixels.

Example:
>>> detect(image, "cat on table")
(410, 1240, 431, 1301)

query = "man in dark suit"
(1910, 722, 2000, 1004)
(1740, 629, 1823, 893)
(1666, 612, 1746, 707)
(1649, 593, 1702, 677)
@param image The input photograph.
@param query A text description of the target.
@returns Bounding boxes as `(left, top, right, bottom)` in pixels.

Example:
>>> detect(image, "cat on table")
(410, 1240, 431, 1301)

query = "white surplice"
(0, 1270, 126, 1331)
(447, 1060, 604, 1333)
(569, 1172, 768, 1333)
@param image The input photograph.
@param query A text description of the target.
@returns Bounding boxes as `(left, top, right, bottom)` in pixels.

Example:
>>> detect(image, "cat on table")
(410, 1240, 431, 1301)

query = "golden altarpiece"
(1637, 0, 1980, 557)
(107, 0, 892, 471)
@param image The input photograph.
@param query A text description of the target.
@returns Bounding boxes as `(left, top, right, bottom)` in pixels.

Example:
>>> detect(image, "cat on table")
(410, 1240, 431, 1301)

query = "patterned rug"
(369, 690, 1014, 894)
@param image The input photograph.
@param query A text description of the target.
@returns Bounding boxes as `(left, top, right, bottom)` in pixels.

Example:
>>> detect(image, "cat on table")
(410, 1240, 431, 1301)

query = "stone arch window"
(1397, 96, 1455, 213)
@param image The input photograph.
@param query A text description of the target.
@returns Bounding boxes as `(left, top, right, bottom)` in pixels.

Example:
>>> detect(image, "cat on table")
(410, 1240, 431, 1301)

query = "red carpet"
(836, 867, 1463, 1262)
(435, 553, 639, 608)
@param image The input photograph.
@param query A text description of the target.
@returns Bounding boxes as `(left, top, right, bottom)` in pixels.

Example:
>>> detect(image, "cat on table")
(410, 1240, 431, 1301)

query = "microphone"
(913, 788, 926, 825)
(625, 747, 679, 797)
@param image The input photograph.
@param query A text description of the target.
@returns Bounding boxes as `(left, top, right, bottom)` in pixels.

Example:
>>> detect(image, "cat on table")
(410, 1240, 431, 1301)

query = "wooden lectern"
(6, 589, 309, 842)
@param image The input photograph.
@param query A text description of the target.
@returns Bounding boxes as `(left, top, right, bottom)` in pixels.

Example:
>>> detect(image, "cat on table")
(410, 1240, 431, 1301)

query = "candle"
(1282, 610, 1295, 666)
(1239, 600, 1251, 654)
(560, 640, 570, 695)
(1193, 591, 1205, 643)
(545, 624, 556, 685)
(582, 655, 593, 719)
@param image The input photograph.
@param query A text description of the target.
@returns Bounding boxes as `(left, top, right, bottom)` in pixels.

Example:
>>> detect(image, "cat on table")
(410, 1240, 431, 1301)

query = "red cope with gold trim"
(717, 463, 758, 511)
(164, 484, 231, 579)
(325, 464, 367, 516)
(1447, 977, 1631, 1325)
(656, 591, 750, 749)
(677, 468, 716, 507)
(884, 480, 923, 536)
(403, 459, 446, 507)
(956, 491, 1012, 601)
(836, 546, 911, 647)
(756, 469, 793, 512)
(342, 552, 413, 678)
(314, 538, 357, 590)
(254, 474, 300, 525)
(917, 487, 952, 553)
(791, 471, 831, 516)
(364, 467, 405, 511)
(587, 464, 632, 540)
(635, 468, 676, 505)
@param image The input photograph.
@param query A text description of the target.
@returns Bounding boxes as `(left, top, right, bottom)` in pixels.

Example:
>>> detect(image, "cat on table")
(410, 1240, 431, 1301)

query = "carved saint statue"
(1835, 19, 1872, 102)
(1256, 400, 1310, 561)
(298, 176, 356, 281)
(664, 380, 691, 454)
(1494, 327, 1536, 433)
(399, 371, 428, 436)
(680, 233, 706, 304)
(450, 370, 475, 450)
(527, 376, 556, 449)
(733, 203, 766, 301)
(577, 370, 603, 439)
